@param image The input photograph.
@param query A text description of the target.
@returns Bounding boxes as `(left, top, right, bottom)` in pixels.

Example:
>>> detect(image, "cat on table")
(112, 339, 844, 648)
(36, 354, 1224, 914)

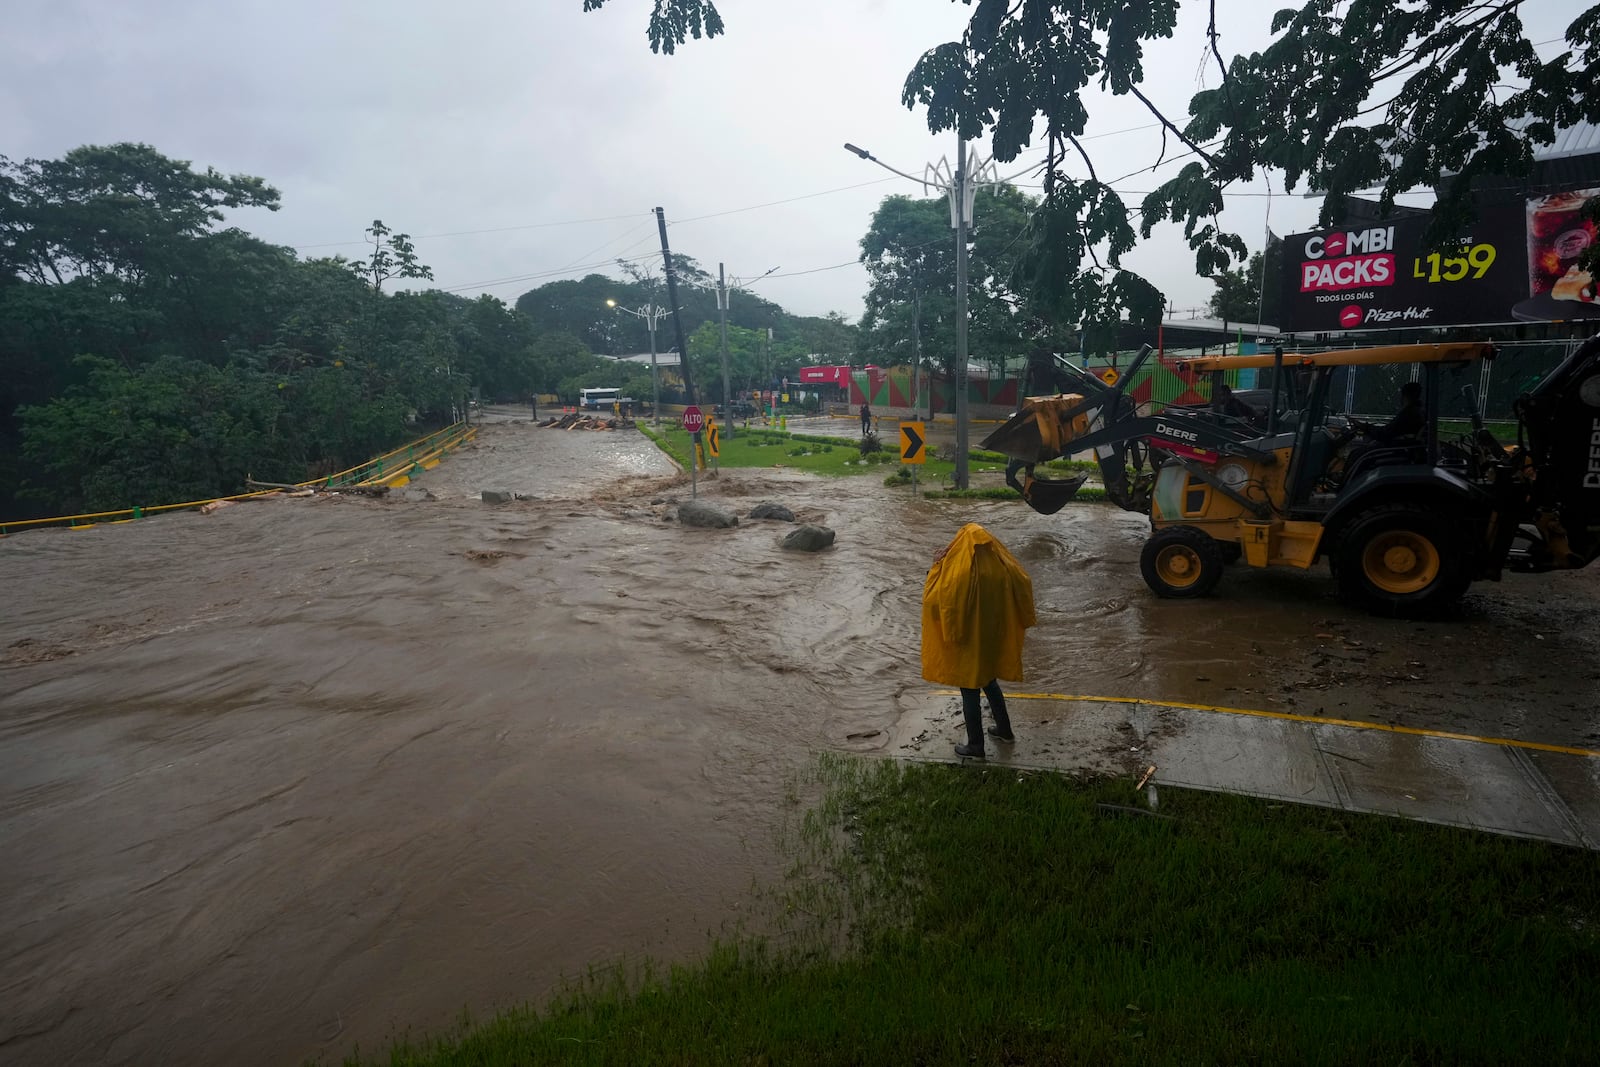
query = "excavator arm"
(984, 344, 1285, 517)
(984, 346, 1156, 515)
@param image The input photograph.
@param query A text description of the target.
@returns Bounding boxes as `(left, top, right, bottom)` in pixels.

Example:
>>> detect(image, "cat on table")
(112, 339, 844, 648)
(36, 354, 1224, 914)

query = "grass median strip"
(636, 424, 1100, 492)
(345, 756, 1599, 1065)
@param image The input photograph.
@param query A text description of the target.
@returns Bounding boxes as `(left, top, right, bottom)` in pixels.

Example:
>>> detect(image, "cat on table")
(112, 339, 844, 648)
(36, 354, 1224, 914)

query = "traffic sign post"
(900, 420, 926, 497)
(1100, 367, 1119, 386)
(682, 405, 705, 497)
(899, 421, 926, 464)
(706, 421, 721, 462)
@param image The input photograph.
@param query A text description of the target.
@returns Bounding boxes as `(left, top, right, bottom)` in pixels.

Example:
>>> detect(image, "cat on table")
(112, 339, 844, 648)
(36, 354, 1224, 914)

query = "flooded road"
(3, 414, 1599, 1065)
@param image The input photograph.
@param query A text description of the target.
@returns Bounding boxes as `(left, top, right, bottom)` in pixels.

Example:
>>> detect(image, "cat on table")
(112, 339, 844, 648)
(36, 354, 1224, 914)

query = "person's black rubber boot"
(954, 742, 986, 759)
(986, 727, 1015, 742)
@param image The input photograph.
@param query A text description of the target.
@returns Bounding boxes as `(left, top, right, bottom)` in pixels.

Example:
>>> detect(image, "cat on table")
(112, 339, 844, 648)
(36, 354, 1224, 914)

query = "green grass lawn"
(637, 424, 1096, 498)
(342, 757, 1599, 1066)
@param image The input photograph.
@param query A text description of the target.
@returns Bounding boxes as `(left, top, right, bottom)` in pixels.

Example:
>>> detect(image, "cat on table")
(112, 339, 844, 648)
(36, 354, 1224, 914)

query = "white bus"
(579, 387, 621, 411)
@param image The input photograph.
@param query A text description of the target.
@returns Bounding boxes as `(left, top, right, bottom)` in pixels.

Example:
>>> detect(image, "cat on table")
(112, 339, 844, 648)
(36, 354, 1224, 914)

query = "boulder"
(677, 499, 739, 529)
(401, 487, 436, 503)
(782, 524, 835, 552)
(749, 501, 796, 522)
(481, 490, 513, 504)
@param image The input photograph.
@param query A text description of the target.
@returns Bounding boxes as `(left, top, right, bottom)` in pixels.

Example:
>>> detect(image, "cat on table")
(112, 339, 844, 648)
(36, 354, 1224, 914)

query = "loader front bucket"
(1020, 472, 1089, 515)
(979, 394, 1091, 464)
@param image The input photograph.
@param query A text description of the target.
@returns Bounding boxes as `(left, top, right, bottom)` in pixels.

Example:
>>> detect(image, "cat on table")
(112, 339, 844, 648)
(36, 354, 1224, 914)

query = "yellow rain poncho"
(920, 523, 1036, 688)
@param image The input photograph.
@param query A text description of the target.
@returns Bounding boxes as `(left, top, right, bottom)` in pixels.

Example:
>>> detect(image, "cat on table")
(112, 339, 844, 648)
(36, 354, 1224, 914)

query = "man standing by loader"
(921, 524, 1037, 760)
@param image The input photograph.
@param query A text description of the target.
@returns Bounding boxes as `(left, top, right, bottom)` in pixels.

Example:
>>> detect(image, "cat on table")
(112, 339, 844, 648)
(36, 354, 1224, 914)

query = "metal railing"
(1, 421, 475, 538)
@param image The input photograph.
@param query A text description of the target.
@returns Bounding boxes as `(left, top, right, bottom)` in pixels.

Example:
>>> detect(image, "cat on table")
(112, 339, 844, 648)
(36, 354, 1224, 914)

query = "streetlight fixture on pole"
(844, 139, 1002, 489)
(714, 264, 778, 439)
(606, 298, 669, 426)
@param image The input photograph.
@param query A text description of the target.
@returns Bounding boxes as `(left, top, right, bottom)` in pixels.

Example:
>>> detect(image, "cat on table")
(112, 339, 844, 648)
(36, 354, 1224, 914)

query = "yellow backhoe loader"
(980, 337, 1600, 615)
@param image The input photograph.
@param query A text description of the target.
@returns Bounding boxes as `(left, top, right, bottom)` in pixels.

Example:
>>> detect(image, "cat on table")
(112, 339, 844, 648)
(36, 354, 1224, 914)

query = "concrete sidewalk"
(890, 692, 1600, 849)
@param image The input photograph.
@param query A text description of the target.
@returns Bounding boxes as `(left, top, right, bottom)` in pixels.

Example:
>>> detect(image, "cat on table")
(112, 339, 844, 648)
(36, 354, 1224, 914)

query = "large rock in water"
(481, 490, 512, 504)
(749, 501, 796, 522)
(678, 499, 739, 529)
(782, 524, 835, 551)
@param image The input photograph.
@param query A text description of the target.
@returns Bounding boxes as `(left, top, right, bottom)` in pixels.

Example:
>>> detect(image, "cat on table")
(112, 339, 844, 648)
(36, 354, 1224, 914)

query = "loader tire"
(1140, 526, 1225, 599)
(1335, 504, 1466, 617)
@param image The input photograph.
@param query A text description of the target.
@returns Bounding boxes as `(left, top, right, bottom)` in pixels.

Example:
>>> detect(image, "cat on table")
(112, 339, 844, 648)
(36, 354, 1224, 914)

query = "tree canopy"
(591, 0, 1600, 328)
(1207, 237, 1283, 326)
(858, 184, 1064, 372)
(0, 146, 591, 518)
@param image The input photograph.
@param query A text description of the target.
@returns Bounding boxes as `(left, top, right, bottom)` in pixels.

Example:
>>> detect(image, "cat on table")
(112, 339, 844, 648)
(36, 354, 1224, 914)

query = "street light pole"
(718, 262, 732, 439)
(953, 139, 970, 491)
(606, 298, 668, 426)
(844, 139, 1010, 489)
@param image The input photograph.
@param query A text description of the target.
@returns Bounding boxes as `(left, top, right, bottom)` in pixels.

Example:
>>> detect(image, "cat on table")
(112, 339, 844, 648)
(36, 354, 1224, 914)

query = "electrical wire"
(437, 244, 662, 294)
(291, 210, 654, 250)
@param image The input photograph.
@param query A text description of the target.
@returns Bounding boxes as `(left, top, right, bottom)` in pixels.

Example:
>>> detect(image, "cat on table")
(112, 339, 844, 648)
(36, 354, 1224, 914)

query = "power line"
(670, 177, 900, 224)
(286, 124, 1166, 251)
(437, 245, 662, 294)
(748, 259, 863, 281)
(290, 210, 654, 250)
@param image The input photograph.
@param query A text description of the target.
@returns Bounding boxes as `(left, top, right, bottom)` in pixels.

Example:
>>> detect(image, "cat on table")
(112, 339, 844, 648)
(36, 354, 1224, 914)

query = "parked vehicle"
(980, 338, 1600, 615)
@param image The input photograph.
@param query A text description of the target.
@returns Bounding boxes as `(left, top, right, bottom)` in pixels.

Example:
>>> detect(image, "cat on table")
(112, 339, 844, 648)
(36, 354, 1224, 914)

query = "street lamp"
(714, 263, 779, 438)
(607, 298, 670, 425)
(844, 138, 1004, 489)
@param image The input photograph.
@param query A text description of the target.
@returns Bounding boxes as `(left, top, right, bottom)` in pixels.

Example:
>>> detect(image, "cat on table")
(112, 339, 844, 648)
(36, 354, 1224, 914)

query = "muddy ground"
(3, 412, 1598, 1066)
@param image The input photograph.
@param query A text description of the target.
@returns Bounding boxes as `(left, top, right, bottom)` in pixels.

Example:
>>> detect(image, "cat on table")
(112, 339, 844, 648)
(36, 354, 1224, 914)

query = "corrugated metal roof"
(1531, 119, 1600, 162)
(1502, 116, 1600, 162)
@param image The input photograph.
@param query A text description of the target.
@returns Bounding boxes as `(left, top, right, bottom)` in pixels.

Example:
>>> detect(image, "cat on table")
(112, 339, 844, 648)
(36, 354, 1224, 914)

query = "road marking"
(938, 691, 1600, 759)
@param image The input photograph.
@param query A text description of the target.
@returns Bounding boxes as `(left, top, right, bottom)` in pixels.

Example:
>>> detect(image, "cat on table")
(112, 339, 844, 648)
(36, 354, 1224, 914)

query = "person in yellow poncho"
(921, 523, 1037, 759)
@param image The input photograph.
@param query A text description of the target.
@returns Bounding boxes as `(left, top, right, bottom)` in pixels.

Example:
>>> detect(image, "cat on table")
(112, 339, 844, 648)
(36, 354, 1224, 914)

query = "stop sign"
(681, 405, 705, 433)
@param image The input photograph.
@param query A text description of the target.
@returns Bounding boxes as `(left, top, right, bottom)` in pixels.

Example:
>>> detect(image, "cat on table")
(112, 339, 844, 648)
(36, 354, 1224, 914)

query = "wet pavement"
(3, 410, 1599, 1065)
(893, 693, 1600, 848)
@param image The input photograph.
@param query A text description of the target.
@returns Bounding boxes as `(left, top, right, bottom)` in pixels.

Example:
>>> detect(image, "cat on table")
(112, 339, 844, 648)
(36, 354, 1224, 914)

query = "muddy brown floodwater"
(4, 413, 1599, 1066)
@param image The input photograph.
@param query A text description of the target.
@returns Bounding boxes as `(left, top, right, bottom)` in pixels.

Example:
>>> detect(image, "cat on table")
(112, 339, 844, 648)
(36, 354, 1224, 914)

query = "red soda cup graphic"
(1526, 189, 1598, 298)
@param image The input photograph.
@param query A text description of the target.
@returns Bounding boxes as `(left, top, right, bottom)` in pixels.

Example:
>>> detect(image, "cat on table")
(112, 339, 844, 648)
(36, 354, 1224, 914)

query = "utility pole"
(655, 207, 695, 405)
(656, 205, 703, 471)
(953, 139, 971, 490)
(912, 288, 924, 421)
(718, 262, 733, 439)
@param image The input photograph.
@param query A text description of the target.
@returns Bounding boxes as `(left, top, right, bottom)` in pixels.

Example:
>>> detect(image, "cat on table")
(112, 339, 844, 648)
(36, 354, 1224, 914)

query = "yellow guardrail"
(1, 421, 476, 538)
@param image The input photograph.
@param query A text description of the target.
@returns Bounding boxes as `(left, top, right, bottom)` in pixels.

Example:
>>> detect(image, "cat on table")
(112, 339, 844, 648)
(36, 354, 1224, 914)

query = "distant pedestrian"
(921, 523, 1037, 760)
(860, 402, 872, 436)
(530, 394, 538, 420)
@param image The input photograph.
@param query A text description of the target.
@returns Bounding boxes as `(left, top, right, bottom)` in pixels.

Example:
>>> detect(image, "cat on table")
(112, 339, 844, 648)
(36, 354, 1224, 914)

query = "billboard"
(1281, 188, 1599, 332)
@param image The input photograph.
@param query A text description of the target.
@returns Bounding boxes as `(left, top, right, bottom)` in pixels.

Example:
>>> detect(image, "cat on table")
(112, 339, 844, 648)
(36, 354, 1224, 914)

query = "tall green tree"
(1207, 237, 1283, 326)
(859, 185, 1045, 374)
(0, 144, 559, 517)
(351, 219, 434, 292)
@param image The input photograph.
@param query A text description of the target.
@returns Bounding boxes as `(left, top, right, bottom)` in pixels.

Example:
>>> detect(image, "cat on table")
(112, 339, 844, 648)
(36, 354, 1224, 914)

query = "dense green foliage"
(1207, 236, 1284, 326)
(346, 756, 1599, 1064)
(0, 145, 547, 518)
(857, 185, 1068, 376)
(0, 144, 855, 519)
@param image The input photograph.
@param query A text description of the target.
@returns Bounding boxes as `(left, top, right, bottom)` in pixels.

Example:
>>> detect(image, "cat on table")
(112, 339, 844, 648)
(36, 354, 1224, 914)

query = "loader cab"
(1277, 359, 1460, 518)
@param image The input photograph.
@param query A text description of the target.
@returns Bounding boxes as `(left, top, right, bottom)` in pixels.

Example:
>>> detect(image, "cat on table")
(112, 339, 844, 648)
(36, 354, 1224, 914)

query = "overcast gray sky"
(2, 1, 1578, 321)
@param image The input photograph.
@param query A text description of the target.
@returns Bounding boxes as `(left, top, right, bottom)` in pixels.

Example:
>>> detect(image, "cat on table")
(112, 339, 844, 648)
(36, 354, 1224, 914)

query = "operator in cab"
(1353, 380, 1424, 444)
(1213, 381, 1264, 426)
(1333, 380, 1424, 485)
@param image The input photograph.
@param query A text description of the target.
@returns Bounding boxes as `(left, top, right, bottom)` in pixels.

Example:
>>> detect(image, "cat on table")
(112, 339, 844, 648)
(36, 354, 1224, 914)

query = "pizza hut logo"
(1339, 305, 1363, 329)
(1300, 226, 1397, 292)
